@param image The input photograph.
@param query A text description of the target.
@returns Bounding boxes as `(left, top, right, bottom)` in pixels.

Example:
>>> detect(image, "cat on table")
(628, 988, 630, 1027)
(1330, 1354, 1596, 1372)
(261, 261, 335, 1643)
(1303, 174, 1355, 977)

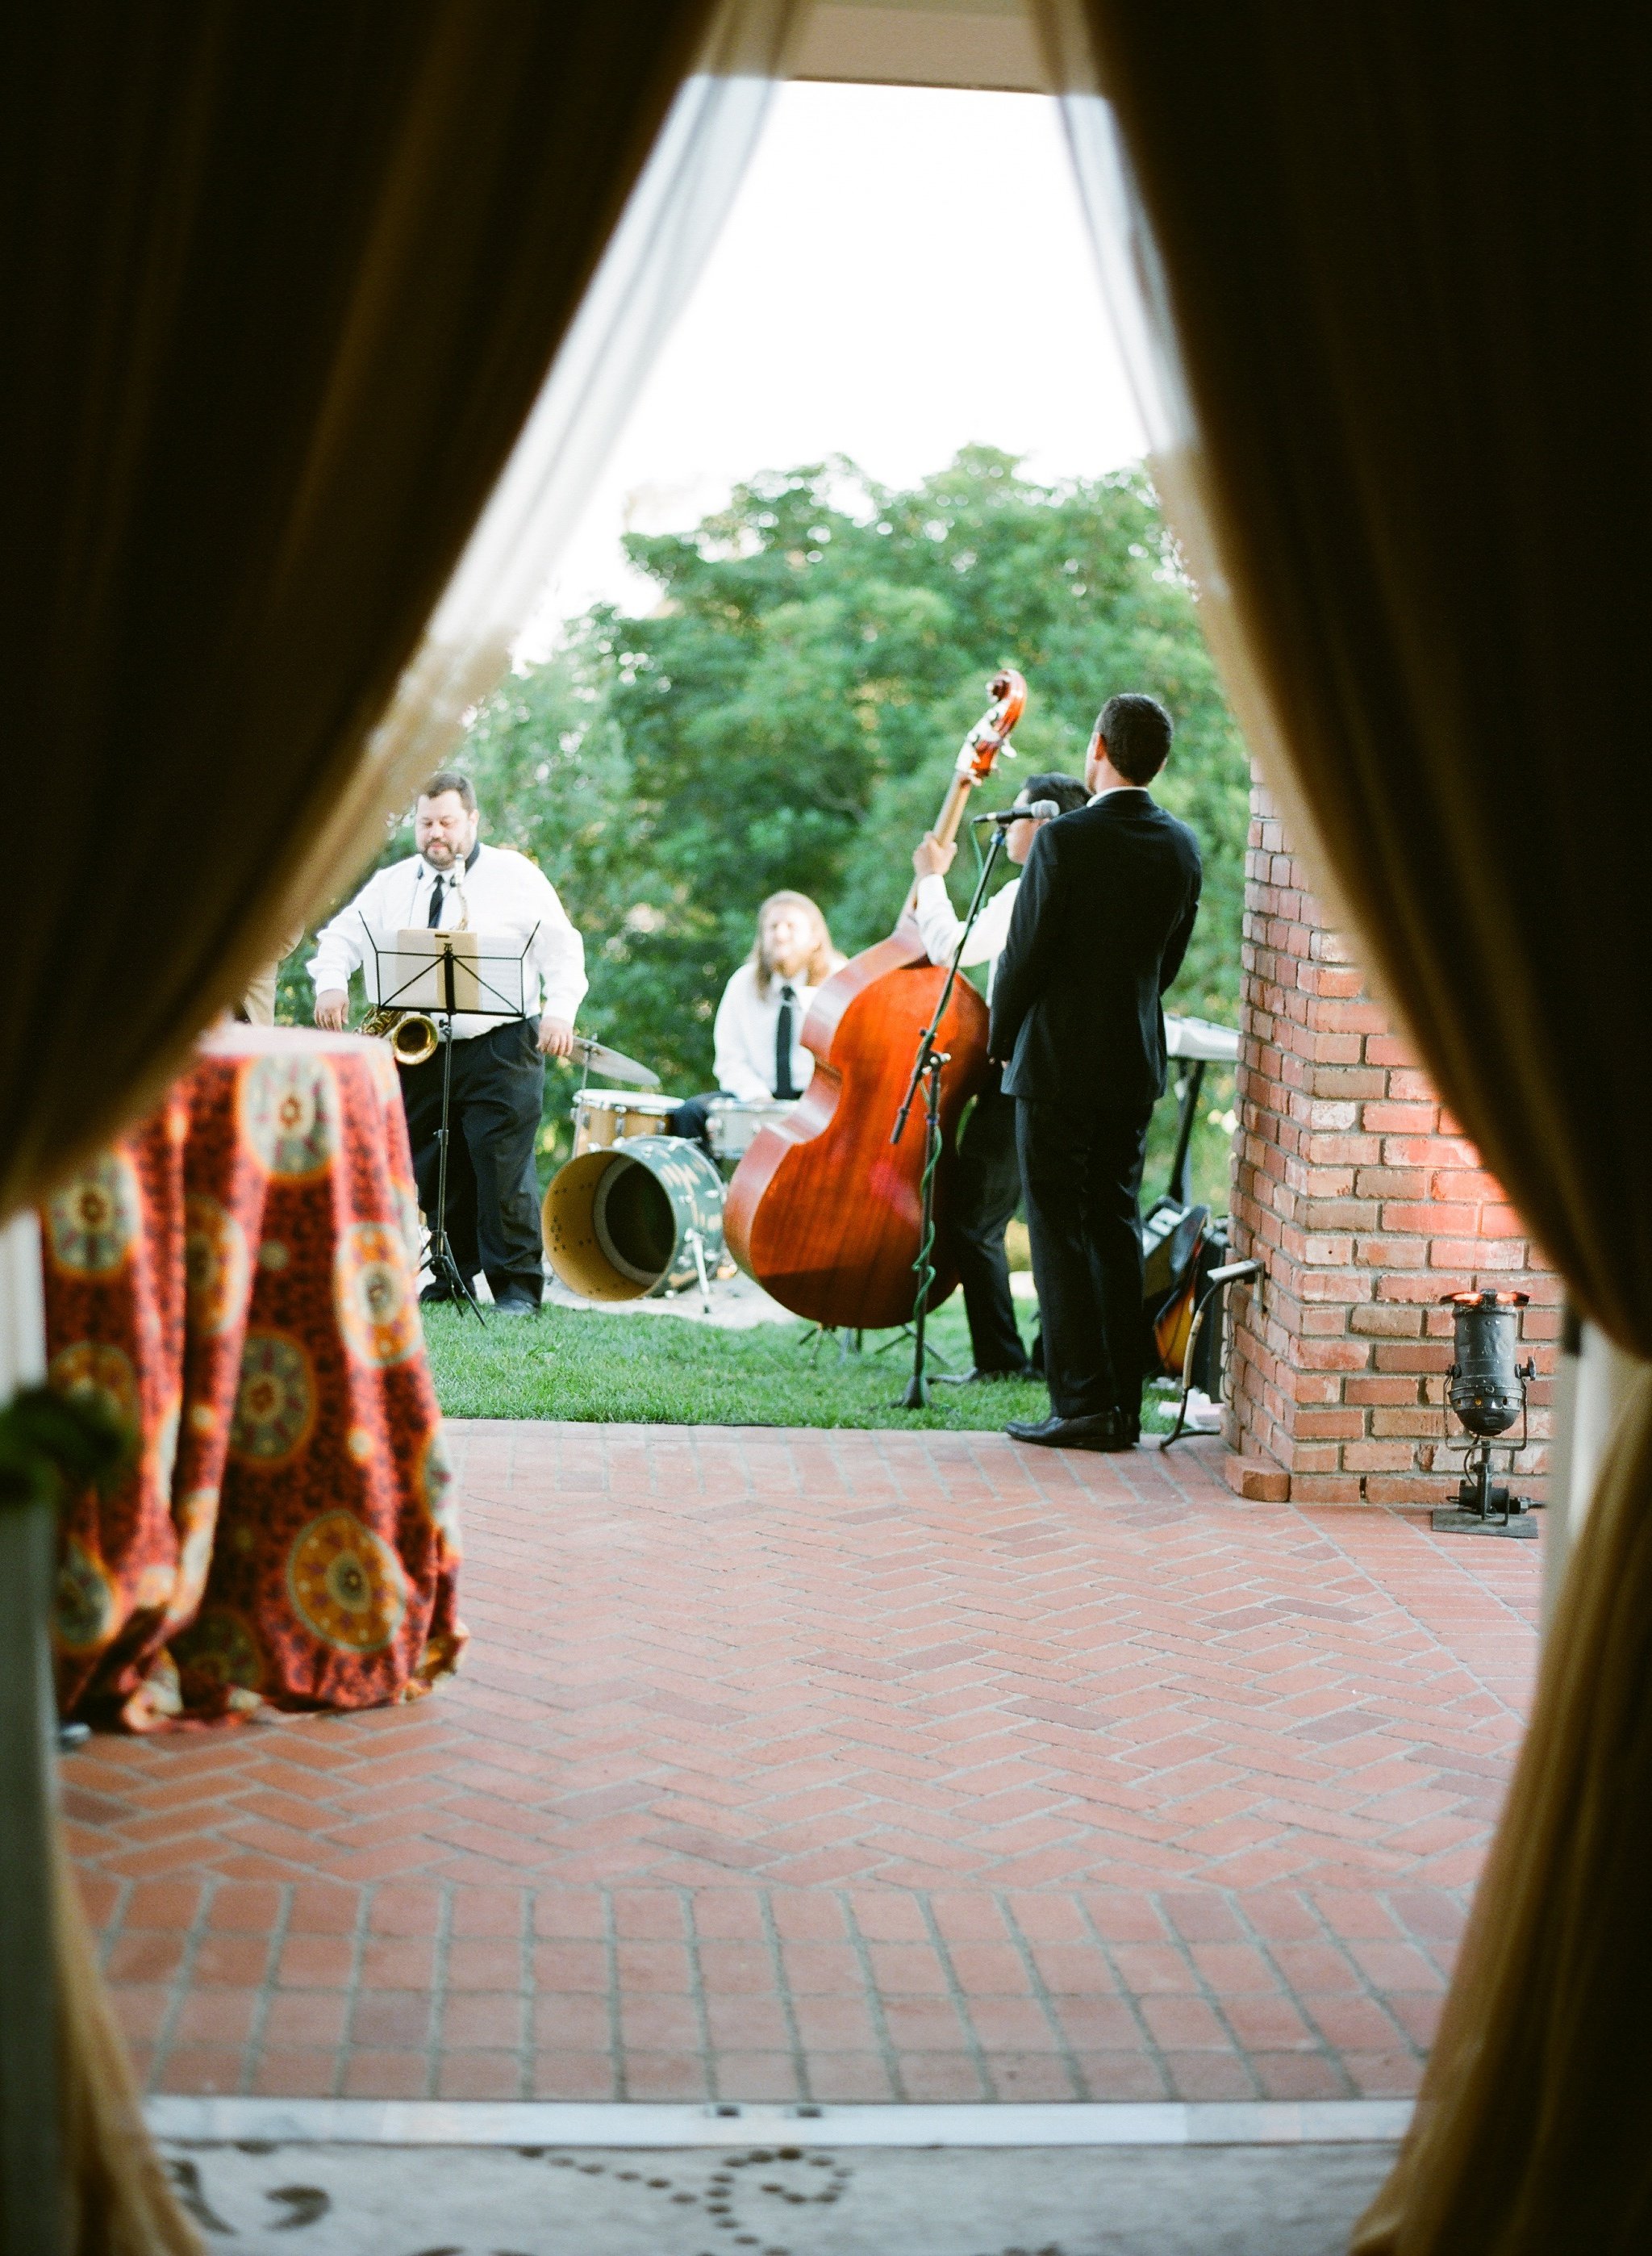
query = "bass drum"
(543, 1135, 724, 1301)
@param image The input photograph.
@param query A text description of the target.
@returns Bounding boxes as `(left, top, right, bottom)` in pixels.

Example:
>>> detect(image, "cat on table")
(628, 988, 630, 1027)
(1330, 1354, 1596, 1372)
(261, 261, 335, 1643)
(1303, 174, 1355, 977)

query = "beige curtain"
(2, 0, 724, 1222)
(1040, 5, 1652, 2249)
(0, 3, 800, 2243)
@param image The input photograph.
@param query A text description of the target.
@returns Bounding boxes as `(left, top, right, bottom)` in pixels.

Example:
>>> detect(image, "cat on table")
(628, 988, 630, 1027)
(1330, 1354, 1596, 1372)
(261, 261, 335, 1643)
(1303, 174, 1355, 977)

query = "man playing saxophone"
(310, 771, 586, 1315)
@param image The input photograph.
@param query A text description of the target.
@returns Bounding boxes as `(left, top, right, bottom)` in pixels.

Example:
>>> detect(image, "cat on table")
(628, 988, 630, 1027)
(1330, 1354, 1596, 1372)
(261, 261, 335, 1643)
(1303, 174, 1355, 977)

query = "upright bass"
(725, 669, 1028, 1328)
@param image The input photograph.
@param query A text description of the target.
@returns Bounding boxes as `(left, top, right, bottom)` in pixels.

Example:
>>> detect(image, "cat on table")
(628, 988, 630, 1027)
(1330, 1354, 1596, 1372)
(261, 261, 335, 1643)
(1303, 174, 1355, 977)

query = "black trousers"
(398, 1019, 546, 1303)
(950, 1068, 1029, 1373)
(1016, 1097, 1153, 1420)
(665, 1092, 724, 1147)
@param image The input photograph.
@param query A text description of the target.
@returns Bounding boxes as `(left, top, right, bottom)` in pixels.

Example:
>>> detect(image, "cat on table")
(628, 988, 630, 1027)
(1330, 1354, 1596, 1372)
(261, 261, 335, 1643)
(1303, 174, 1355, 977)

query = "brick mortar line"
(1142, 1890, 1269, 2103)
(1223, 1888, 1359, 2101)
(991, 1894, 1088, 2102)
(678, 1885, 717, 2104)
(335, 1883, 373, 2099)
(755, 1890, 811, 2104)
(238, 1882, 294, 2097)
(1388, 1882, 1471, 1992)
(1292, 1504, 1540, 1719)
(916, 1892, 999, 2103)
(602, 1890, 625, 2099)
(1299, 1890, 1428, 2079)
(1377, 1884, 1458, 2041)
(518, 1884, 534, 2101)
(426, 1881, 455, 2099)
(1072, 1893, 1170, 2102)
(94, 1874, 135, 1974)
(836, 1890, 907, 2104)
(148, 1874, 219, 2093)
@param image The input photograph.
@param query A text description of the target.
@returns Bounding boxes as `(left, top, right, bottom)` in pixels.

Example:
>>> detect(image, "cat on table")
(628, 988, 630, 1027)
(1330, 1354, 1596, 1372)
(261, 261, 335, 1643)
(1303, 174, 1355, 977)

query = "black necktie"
(775, 984, 799, 1100)
(427, 875, 444, 928)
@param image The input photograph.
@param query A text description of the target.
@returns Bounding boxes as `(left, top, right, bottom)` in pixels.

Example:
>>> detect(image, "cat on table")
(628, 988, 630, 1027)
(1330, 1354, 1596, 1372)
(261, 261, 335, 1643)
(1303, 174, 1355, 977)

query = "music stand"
(365, 921, 541, 1326)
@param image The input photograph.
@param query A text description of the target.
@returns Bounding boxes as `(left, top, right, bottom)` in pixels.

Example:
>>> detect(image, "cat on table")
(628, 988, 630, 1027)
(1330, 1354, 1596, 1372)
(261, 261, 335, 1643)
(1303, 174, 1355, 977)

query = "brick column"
(1224, 780, 1556, 1506)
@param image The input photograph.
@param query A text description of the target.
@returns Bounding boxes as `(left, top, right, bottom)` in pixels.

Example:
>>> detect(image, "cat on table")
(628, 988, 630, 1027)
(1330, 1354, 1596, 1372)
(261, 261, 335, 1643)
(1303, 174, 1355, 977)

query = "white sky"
(532, 81, 1147, 634)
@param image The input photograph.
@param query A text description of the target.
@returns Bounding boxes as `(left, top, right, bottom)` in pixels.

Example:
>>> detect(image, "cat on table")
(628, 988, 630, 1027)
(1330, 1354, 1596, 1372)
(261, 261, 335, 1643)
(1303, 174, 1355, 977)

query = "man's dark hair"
(1022, 771, 1091, 817)
(420, 769, 477, 812)
(1095, 693, 1173, 784)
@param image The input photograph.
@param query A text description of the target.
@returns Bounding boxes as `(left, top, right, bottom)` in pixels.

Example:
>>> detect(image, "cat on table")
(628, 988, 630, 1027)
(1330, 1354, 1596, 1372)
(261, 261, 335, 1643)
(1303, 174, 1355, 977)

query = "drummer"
(665, 892, 845, 1148)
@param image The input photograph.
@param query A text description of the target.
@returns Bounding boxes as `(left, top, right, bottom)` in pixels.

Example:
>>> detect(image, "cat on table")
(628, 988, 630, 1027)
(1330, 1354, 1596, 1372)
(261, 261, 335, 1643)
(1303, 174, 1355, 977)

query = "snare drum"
(572, 1089, 678, 1156)
(705, 1097, 795, 1169)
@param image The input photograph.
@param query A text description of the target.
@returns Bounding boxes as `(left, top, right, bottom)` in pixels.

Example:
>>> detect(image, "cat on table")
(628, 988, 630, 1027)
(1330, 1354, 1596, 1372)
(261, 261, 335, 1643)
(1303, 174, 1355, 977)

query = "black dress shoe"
(1005, 1410, 1137, 1452)
(491, 1291, 541, 1317)
(934, 1364, 1037, 1386)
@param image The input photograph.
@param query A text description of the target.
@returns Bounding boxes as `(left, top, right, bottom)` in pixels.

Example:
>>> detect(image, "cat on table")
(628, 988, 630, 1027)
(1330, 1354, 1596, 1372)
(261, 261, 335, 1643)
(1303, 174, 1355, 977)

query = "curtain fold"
(1, 3, 802, 2242)
(1039, 4, 1652, 2246)
(1, 0, 731, 1220)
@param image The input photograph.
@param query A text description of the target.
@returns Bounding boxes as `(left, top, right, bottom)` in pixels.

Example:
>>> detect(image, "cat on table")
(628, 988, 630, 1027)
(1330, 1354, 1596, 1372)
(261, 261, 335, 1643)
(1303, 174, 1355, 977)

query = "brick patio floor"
(65, 1423, 1541, 2109)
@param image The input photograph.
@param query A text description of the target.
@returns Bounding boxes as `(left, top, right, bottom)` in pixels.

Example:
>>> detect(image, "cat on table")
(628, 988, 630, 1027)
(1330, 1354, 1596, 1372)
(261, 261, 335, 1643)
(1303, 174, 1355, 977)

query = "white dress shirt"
(308, 842, 587, 1042)
(913, 873, 1020, 1000)
(712, 962, 822, 1102)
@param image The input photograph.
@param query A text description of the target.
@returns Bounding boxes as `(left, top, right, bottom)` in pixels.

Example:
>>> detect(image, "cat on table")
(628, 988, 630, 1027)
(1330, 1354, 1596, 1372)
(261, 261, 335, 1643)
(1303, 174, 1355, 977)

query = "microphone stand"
(891, 823, 1011, 1410)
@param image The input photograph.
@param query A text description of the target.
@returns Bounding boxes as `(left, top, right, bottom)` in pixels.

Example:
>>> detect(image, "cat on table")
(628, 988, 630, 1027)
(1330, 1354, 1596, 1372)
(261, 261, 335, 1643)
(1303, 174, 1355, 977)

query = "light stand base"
(1430, 1509, 1537, 1540)
(1432, 1481, 1539, 1540)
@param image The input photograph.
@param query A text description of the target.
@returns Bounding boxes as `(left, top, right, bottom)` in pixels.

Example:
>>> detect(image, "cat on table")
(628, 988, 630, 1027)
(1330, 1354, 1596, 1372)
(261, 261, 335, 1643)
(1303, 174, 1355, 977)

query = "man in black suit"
(988, 693, 1202, 1452)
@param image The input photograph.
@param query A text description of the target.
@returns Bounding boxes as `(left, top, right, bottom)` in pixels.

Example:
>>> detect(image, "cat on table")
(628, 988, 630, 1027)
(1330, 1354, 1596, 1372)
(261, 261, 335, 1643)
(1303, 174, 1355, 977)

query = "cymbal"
(571, 1035, 660, 1090)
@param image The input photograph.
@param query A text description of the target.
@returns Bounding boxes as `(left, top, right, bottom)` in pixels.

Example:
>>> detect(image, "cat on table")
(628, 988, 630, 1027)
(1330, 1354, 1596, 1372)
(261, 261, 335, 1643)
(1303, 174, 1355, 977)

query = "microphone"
(971, 798, 1059, 825)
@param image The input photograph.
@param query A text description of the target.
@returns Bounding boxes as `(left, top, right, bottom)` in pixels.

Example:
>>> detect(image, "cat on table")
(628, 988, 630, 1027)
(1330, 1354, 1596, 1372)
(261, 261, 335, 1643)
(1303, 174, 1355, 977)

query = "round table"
(40, 1024, 465, 1728)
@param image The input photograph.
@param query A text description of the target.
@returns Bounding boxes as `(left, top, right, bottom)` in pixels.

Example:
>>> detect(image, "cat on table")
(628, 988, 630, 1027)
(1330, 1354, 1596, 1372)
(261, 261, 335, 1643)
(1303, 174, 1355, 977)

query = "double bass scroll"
(725, 670, 1028, 1331)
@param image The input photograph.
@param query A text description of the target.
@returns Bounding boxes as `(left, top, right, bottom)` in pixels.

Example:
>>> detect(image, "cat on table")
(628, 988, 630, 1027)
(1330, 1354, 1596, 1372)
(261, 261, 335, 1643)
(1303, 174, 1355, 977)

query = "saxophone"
(361, 1005, 440, 1066)
(362, 863, 469, 1066)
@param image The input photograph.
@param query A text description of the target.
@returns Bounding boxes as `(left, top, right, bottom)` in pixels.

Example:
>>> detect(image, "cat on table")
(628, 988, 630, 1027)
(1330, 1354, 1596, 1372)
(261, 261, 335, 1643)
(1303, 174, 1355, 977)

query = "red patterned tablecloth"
(40, 1025, 465, 1730)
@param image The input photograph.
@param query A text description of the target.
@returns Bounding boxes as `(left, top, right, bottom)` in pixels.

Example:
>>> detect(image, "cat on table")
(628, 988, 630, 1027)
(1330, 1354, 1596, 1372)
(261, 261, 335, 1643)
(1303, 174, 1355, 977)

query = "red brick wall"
(1224, 780, 1556, 1506)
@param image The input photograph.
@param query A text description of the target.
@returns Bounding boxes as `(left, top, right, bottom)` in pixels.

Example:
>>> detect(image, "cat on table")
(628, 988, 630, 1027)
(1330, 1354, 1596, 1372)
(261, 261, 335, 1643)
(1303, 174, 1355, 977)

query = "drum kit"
(540, 1036, 795, 1305)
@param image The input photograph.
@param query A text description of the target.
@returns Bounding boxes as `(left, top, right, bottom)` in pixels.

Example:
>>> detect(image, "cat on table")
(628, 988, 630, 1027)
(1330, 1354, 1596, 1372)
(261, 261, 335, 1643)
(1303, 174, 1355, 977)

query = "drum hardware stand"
(1160, 1257, 1262, 1450)
(684, 1228, 715, 1317)
(801, 1326, 866, 1366)
(891, 819, 1012, 1410)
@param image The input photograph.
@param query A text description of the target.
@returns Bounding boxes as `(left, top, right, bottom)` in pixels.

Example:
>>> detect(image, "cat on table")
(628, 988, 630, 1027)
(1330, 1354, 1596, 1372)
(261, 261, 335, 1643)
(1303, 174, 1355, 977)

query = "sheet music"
(365, 928, 534, 1018)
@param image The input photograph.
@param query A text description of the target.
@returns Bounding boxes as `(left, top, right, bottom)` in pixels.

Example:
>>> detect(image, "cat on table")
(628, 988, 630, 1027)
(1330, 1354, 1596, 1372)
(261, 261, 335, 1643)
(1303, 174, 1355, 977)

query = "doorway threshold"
(148, 2095, 1412, 2149)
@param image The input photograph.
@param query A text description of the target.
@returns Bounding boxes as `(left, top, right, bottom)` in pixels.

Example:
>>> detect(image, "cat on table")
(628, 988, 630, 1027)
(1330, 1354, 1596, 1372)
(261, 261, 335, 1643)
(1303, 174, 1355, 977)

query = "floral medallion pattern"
(240, 1052, 338, 1180)
(46, 1152, 143, 1276)
(230, 1331, 316, 1464)
(48, 1339, 142, 1432)
(39, 1026, 465, 1728)
(334, 1221, 419, 1368)
(56, 1537, 117, 1654)
(185, 1193, 248, 1337)
(286, 1510, 409, 1653)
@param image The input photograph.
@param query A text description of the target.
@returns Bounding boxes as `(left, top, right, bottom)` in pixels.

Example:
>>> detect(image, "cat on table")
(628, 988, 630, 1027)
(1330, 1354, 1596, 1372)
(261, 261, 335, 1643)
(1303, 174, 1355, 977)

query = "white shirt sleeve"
(913, 872, 1018, 969)
(712, 967, 773, 1101)
(308, 868, 386, 996)
(515, 857, 587, 1022)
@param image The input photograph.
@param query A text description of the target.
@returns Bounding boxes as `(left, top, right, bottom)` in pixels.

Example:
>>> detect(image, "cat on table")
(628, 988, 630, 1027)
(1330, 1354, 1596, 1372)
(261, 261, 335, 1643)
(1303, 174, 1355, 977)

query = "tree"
(290, 449, 1249, 1201)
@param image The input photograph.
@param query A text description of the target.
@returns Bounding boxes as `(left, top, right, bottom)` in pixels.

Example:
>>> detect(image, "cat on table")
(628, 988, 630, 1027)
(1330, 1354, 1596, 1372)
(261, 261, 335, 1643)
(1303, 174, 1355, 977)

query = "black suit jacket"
(988, 789, 1202, 1110)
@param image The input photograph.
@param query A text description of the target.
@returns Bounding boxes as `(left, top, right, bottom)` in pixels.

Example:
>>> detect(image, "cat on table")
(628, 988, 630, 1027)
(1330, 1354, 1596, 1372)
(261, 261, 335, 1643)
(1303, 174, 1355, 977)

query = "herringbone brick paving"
(65, 1423, 1539, 2107)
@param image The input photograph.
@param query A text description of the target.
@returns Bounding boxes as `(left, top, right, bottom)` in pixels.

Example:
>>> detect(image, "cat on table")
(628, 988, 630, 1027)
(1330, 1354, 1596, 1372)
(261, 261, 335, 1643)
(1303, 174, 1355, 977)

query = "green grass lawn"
(423, 1291, 1178, 1434)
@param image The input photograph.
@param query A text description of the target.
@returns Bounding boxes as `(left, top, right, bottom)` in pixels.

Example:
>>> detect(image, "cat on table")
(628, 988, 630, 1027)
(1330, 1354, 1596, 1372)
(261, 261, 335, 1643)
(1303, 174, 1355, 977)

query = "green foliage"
(0, 1384, 134, 1512)
(286, 449, 1250, 1197)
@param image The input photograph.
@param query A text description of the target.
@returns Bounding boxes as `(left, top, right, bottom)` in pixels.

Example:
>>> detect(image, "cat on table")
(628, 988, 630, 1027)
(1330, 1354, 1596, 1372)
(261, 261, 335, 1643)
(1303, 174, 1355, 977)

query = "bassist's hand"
(912, 832, 956, 879)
